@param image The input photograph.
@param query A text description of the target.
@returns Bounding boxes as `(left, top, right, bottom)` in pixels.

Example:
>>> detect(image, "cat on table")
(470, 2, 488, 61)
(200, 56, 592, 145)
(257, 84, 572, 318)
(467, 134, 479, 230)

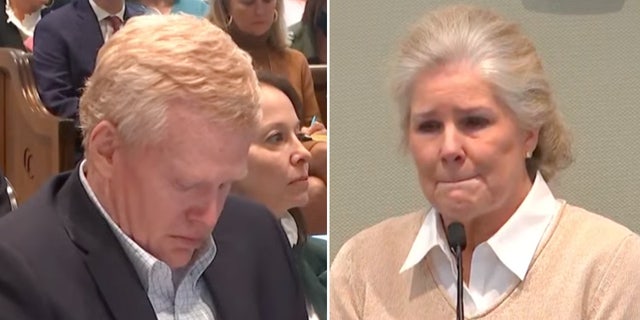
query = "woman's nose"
(254, 1, 268, 15)
(440, 125, 465, 165)
(291, 139, 311, 165)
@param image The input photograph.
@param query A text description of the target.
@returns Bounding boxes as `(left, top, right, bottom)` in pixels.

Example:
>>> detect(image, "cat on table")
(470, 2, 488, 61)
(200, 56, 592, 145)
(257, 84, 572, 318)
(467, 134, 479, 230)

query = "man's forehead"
(165, 145, 250, 184)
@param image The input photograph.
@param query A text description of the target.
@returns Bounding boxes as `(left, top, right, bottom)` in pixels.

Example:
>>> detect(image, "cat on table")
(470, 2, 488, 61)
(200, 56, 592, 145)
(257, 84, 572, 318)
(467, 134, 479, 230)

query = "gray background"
(329, 0, 640, 259)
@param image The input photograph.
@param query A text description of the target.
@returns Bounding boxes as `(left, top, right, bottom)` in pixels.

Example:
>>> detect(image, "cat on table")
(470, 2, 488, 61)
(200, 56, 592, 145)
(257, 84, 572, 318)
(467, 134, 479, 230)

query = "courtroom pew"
(0, 48, 76, 203)
(310, 64, 327, 127)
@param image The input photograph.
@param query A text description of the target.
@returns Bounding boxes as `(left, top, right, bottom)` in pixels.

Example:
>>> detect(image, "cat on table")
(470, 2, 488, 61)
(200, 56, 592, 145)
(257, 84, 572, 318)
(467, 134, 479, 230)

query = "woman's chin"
(291, 194, 310, 209)
(435, 199, 479, 222)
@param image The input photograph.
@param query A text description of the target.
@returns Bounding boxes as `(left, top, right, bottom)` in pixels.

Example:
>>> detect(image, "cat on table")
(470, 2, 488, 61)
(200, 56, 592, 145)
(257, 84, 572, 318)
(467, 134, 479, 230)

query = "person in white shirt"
(331, 5, 640, 319)
(5, 0, 47, 37)
(0, 0, 69, 49)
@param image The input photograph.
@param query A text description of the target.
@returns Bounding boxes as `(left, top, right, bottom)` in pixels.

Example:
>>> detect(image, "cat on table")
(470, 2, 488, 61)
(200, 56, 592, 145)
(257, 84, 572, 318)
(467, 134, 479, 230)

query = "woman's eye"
(416, 120, 441, 133)
(463, 116, 490, 129)
(266, 132, 284, 144)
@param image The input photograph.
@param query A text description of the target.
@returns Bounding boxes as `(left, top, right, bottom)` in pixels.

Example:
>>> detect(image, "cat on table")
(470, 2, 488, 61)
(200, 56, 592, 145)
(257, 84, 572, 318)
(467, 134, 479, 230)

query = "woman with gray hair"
(330, 5, 640, 319)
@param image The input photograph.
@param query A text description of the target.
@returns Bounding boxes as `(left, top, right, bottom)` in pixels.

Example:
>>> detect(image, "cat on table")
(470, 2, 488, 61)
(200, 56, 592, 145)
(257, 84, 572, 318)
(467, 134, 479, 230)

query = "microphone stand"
(447, 222, 467, 320)
(452, 243, 464, 320)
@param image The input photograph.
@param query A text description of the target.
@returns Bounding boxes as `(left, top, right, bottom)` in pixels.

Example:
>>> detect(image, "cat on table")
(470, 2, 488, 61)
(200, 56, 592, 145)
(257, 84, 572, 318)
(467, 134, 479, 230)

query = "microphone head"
(447, 222, 467, 251)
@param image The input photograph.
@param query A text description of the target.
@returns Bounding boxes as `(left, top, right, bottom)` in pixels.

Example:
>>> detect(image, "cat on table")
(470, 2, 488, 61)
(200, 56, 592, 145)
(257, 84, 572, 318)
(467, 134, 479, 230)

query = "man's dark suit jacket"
(0, 168, 308, 320)
(33, 0, 145, 119)
(0, 0, 71, 49)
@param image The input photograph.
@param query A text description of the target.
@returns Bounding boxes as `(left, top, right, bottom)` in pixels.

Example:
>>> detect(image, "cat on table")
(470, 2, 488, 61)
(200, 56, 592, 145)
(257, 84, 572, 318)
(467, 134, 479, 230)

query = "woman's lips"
(289, 176, 309, 184)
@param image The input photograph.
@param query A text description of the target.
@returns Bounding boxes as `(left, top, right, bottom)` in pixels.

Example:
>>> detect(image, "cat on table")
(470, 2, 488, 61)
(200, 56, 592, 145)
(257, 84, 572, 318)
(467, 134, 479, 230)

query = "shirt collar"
(78, 160, 216, 290)
(399, 206, 449, 273)
(280, 212, 299, 247)
(89, 0, 125, 22)
(6, 0, 43, 38)
(487, 171, 559, 280)
(399, 171, 559, 280)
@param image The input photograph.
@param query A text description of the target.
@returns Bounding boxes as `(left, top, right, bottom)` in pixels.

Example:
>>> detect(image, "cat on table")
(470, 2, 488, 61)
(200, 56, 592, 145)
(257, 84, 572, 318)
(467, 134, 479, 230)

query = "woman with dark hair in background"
(289, 0, 326, 64)
(232, 71, 326, 320)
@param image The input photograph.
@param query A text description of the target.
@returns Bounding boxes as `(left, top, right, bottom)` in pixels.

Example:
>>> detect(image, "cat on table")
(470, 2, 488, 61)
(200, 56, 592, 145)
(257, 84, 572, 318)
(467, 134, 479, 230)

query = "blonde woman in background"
(208, 0, 321, 126)
(330, 5, 640, 319)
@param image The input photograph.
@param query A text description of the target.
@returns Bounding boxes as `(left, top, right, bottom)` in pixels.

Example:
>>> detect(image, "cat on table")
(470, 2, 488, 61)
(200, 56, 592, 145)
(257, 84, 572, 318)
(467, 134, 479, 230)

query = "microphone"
(447, 222, 467, 320)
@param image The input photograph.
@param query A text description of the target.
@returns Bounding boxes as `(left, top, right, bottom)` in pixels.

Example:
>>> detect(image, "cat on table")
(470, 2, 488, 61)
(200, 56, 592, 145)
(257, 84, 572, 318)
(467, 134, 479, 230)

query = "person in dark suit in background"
(33, 0, 146, 161)
(0, 14, 307, 320)
(0, 0, 70, 50)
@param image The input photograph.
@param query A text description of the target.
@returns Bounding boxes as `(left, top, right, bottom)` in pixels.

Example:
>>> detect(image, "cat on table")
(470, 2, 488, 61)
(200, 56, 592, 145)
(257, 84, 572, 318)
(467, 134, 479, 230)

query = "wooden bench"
(310, 64, 327, 127)
(0, 48, 76, 203)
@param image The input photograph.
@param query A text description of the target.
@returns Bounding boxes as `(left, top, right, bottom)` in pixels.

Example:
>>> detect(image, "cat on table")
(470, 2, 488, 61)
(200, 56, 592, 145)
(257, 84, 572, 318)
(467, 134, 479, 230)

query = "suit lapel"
(85, 248, 158, 320)
(203, 241, 252, 320)
(74, 0, 105, 55)
(58, 168, 157, 320)
(203, 210, 261, 320)
(73, 0, 144, 49)
(124, 3, 144, 21)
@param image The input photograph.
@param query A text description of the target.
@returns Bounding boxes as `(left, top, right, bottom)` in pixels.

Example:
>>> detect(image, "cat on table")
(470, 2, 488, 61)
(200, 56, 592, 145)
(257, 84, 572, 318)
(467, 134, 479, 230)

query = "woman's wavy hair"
(390, 5, 573, 180)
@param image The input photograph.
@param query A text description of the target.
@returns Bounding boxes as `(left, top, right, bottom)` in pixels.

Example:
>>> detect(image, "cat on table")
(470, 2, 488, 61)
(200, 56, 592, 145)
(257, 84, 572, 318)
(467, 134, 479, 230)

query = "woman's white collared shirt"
(6, 0, 42, 38)
(399, 172, 562, 317)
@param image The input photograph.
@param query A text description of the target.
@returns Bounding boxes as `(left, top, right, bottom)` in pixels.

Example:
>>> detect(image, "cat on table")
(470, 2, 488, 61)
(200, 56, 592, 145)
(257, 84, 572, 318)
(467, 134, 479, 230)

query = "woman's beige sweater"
(330, 204, 640, 319)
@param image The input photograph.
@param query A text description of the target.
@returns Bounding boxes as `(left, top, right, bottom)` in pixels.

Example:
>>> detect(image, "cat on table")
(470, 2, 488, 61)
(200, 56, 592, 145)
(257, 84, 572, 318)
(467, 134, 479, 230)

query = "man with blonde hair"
(0, 14, 307, 320)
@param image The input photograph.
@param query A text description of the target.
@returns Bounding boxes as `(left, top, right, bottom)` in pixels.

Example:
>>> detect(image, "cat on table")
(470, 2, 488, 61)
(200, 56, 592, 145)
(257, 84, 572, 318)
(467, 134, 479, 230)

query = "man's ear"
(87, 121, 121, 178)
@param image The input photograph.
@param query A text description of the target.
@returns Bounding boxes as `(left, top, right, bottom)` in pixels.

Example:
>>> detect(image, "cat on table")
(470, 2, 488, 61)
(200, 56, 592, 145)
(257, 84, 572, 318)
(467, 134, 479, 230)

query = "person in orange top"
(207, 0, 321, 127)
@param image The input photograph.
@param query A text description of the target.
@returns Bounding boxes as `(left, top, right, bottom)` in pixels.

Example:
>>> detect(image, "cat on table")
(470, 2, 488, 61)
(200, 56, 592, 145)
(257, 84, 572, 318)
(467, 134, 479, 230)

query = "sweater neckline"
(422, 200, 568, 318)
